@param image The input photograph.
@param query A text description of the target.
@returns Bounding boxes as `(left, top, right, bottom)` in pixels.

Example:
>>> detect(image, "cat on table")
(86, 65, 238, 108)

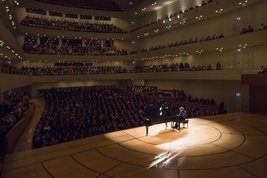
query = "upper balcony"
(23, 29, 267, 62)
(16, 0, 262, 40)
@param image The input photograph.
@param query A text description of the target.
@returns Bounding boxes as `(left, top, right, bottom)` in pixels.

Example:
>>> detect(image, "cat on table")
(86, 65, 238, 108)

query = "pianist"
(173, 107, 187, 129)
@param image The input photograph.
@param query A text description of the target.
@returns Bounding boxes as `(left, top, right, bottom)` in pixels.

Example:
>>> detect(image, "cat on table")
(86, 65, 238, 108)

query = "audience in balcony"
(259, 23, 267, 31)
(131, 63, 213, 73)
(22, 32, 226, 56)
(23, 35, 128, 56)
(20, 63, 127, 75)
(258, 66, 267, 74)
(141, 34, 224, 53)
(25, 0, 218, 34)
(1, 61, 223, 76)
(0, 92, 30, 139)
(240, 23, 267, 34)
(21, 16, 127, 33)
(240, 25, 254, 34)
(216, 62, 222, 70)
(0, 63, 28, 75)
(130, 0, 218, 32)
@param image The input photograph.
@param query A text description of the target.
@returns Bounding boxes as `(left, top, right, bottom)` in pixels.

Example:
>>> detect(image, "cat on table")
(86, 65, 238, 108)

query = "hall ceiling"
(31, 0, 145, 11)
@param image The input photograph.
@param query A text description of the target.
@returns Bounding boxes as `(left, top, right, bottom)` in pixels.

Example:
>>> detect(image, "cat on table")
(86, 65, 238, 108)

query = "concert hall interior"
(0, 0, 267, 177)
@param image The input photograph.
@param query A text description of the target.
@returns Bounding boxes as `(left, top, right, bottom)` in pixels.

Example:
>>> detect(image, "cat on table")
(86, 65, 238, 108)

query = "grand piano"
(143, 105, 188, 135)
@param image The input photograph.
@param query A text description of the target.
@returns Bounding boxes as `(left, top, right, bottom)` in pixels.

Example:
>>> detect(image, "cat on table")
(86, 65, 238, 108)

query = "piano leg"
(146, 126, 149, 136)
(171, 122, 175, 129)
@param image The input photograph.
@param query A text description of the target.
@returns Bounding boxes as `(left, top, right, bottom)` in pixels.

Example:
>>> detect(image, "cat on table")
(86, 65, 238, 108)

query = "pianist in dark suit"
(173, 107, 187, 129)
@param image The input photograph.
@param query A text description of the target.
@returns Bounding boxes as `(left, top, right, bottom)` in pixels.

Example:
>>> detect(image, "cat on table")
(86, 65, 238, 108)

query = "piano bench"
(182, 120, 189, 128)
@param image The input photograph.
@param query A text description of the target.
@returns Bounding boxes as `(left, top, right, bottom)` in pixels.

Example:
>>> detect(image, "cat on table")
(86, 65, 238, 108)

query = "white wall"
(249, 44, 267, 68)
(0, 74, 32, 92)
(135, 0, 201, 28)
(138, 0, 267, 49)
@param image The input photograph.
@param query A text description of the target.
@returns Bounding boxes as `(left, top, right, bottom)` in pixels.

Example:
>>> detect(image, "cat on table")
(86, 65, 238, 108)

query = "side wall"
(250, 86, 267, 114)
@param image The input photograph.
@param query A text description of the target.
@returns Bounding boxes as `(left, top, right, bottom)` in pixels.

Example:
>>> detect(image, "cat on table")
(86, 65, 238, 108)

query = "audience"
(0, 92, 30, 139)
(33, 85, 224, 148)
(32, 86, 163, 147)
(259, 23, 267, 31)
(1, 62, 222, 76)
(240, 25, 254, 34)
(141, 34, 224, 53)
(20, 63, 127, 75)
(23, 35, 128, 56)
(258, 66, 267, 74)
(131, 63, 213, 73)
(25, 0, 220, 34)
(216, 62, 222, 70)
(21, 16, 127, 33)
(0, 63, 28, 75)
(129, 85, 222, 116)
(23, 33, 225, 56)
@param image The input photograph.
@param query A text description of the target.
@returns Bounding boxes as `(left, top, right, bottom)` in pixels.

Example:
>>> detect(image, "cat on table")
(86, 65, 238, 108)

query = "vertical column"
(36, 36, 40, 45)
(59, 38, 62, 47)
(0, 85, 2, 102)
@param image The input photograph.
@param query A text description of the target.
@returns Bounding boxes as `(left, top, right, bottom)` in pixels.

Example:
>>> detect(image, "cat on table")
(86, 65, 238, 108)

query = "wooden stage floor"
(1, 112, 267, 178)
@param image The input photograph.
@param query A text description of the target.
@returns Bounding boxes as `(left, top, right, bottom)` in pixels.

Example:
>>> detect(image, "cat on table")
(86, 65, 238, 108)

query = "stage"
(2, 112, 267, 178)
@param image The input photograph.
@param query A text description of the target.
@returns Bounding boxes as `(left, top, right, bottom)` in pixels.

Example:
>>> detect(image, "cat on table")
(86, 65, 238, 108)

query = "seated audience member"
(216, 62, 222, 70)
(258, 66, 267, 74)
(0, 92, 30, 139)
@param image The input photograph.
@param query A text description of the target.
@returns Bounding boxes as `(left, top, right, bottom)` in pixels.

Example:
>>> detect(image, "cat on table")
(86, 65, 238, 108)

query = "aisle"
(13, 97, 45, 153)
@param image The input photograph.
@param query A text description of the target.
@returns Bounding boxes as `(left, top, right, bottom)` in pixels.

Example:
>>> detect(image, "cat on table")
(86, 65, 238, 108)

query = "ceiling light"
(142, 7, 146, 11)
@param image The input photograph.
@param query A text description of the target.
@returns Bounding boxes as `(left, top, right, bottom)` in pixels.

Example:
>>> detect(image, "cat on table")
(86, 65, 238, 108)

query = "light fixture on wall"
(235, 91, 241, 97)
(215, 9, 223, 14)
(196, 50, 203, 54)
(216, 47, 224, 52)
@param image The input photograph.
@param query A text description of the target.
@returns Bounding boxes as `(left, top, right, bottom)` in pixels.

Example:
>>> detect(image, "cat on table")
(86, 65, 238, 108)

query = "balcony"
(23, 29, 267, 62)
